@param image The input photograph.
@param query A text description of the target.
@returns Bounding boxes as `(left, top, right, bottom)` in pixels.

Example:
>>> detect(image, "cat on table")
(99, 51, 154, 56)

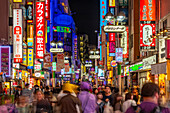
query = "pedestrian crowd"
(0, 82, 170, 113)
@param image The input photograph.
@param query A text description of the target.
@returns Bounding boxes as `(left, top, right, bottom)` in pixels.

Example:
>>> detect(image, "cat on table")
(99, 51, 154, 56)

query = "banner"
(121, 27, 129, 58)
(100, 0, 107, 34)
(36, 2, 45, 59)
(44, 53, 51, 68)
(23, 49, 27, 65)
(140, 0, 155, 21)
(109, 41, 115, 56)
(26, 2, 33, 23)
(166, 39, 170, 59)
(65, 63, 70, 72)
(140, 24, 156, 50)
(45, 0, 50, 19)
(109, 0, 115, 7)
(109, 33, 115, 41)
(52, 62, 56, 71)
(13, 9, 23, 63)
(116, 48, 123, 63)
(27, 48, 34, 69)
(0, 46, 11, 77)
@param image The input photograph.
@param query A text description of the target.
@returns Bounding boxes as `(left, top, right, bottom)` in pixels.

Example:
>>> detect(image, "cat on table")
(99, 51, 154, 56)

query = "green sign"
(52, 62, 56, 71)
(129, 62, 143, 72)
(53, 26, 71, 33)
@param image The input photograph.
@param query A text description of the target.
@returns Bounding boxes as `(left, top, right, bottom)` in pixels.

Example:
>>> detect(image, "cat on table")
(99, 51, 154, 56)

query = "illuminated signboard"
(28, 25, 34, 47)
(13, 0, 22, 2)
(53, 26, 71, 33)
(0, 46, 11, 77)
(52, 62, 56, 71)
(27, 48, 34, 69)
(34, 64, 42, 71)
(104, 25, 126, 33)
(121, 27, 129, 58)
(140, 24, 156, 50)
(23, 48, 27, 65)
(140, 0, 155, 21)
(109, 41, 115, 56)
(13, 9, 23, 63)
(74, 36, 77, 60)
(107, 42, 113, 69)
(26, 2, 33, 23)
(100, 0, 107, 34)
(116, 48, 123, 63)
(98, 35, 101, 49)
(45, 0, 50, 19)
(109, 0, 115, 7)
(109, 33, 115, 41)
(36, 2, 45, 59)
(129, 62, 143, 72)
(124, 66, 129, 76)
(166, 39, 170, 59)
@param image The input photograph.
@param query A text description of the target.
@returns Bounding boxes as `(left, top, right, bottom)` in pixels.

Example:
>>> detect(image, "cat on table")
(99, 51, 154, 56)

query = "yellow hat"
(62, 83, 77, 93)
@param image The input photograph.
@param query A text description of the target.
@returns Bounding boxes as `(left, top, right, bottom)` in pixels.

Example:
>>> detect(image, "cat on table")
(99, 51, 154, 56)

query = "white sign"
(50, 48, 64, 53)
(159, 38, 166, 63)
(13, 63, 20, 69)
(35, 72, 41, 77)
(85, 64, 92, 67)
(13, 9, 23, 63)
(104, 25, 126, 33)
(89, 55, 100, 59)
(143, 55, 156, 70)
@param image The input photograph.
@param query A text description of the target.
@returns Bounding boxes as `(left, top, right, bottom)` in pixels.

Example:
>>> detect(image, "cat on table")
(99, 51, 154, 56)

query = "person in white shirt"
(123, 93, 137, 113)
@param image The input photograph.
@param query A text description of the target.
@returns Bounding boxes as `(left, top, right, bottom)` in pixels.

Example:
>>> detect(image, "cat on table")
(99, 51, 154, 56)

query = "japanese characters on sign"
(100, 0, 107, 34)
(53, 26, 71, 33)
(13, 0, 22, 2)
(52, 62, 56, 71)
(109, 33, 115, 41)
(23, 48, 27, 65)
(140, 0, 155, 21)
(166, 39, 170, 59)
(28, 25, 34, 47)
(0, 46, 11, 77)
(45, 0, 50, 19)
(109, 0, 115, 7)
(109, 42, 115, 56)
(36, 2, 45, 59)
(57, 53, 64, 72)
(140, 24, 156, 50)
(116, 48, 123, 63)
(142, 55, 156, 69)
(74, 36, 77, 61)
(27, 48, 34, 69)
(121, 27, 129, 58)
(26, 2, 33, 23)
(44, 53, 51, 68)
(13, 9, 23, 63)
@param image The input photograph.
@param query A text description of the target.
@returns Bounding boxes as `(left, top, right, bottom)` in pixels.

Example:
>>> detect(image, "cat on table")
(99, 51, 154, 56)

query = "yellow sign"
(167, 60, 170, 80)
(107, 42, 113, 70)
(23, 49, 27, 65)
(30, 25, 33, 38)
(109, 0, 115, 7)
(13, 0, 22, 2)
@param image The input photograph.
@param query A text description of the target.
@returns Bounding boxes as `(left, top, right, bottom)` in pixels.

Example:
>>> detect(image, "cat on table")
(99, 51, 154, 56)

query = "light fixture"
(160, 29, 163, 34)
(95, 51, 99, 54)
(117, 11, 126, 22)
(50, 40, 56, 47)
(104, 12, 114, 22)
(90, 51, 94, 54)
(157, 33, 160, 36)
(57, 41, 63, 47)
(164, 29, 168, 32)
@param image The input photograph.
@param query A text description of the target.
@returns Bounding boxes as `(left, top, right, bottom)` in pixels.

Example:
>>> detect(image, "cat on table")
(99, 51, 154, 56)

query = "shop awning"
(151, 62, 166, 75)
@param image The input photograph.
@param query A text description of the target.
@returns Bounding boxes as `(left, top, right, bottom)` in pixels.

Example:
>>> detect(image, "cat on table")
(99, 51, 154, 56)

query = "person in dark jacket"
(15, 86, 22, 100)
(36, 90, 51, 113)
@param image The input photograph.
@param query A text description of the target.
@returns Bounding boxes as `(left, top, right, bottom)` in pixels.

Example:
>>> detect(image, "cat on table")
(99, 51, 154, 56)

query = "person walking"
(122, 93, 136, 113)
(96, 92, 105, 113)
(126, 82, 170, 113)
(22, 83, 32, 104)
(78, 82, 96, 113)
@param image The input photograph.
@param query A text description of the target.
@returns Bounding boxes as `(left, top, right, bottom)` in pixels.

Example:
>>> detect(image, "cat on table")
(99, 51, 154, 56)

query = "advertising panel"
(107, 42, 113, 69)
(124, 66, 129, 76)
(45, 0, 50, 19)
(129, 62, 143, 72)
(109, 0, 115, 7)
(159, 39, 166, 62)
(57, 53, 64, 72)
(0, 46, 11, 77)
(142, 55, 156, 70)
(116, 48, 123, 63)
(27, 48, 34, 69)
(13, 9, 23, 63)
(13, 0, 22, 2)
(26, 2, 33, 23)
(74, 36, 77, 61)
(52, 62, 56, 71)
(28, 25, 34, 47)
(140, 24, 156, 50)
(36, 2, 45, 59)
(100, 0, 107, 34)
(121, 27, 129, 58)
(140, 0, 155, 21)
(109, 33, 115, 41)
(166, 39, 170, 59)
(44, 53, 51, 68)
(53, 26, 71, 33)
(98, 35, 101, 49)
(109, 41, 115, 56)
(23, 49, 27, 65)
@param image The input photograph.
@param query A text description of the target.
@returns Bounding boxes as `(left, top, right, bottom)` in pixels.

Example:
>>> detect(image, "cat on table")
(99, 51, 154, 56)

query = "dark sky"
(68, 0, 100, 45)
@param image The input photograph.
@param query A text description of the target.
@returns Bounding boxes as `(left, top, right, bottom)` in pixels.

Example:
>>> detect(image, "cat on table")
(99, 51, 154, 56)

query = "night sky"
(68, 0, 100, 45)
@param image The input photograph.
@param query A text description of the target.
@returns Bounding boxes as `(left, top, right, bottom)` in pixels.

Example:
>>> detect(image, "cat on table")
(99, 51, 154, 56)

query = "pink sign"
(166, 39, 170, 59)
(109, 41, 115, 53)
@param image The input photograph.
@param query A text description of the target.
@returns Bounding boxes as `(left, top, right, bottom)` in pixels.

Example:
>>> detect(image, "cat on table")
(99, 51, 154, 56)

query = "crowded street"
(0, 0, 170, 113)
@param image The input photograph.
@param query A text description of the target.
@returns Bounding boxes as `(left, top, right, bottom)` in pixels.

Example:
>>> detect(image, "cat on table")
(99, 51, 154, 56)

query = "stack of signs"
(56, 53, 64, 72)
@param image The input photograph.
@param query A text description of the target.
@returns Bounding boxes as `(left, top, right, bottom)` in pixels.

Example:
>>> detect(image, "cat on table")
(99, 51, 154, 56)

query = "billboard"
(26, 2, 33, 23)
(140, 0, 155, 21)
(36, 2, 45, 59)
(109, 41, 115, 56)
(0, 46, 11, 77)
(140, 24, 156, 50)
(57, 53, 64, 72)
(13, 9, 23, 63)
(45, 0, 50, 19)
(109, 0, 115, 7)
(27, 48, 34, 69)
(100, 0, 107, 34)
(74, 36, 77, 61)
(116, 48, 123, 63)
(121, 27, 129, 58)
(44, 53, 51, 68)
(109, 33, 115, 41)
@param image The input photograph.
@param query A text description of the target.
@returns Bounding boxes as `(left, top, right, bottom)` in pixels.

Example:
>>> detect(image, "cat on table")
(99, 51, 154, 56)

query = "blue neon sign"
(100, 0, 107, 34)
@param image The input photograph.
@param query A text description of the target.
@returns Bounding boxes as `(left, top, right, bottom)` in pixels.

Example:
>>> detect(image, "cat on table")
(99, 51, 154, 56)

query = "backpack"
(132, 105, 165, 113)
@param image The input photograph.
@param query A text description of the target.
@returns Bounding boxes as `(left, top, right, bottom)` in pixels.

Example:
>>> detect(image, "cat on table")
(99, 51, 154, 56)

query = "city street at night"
(0, 0, 170, 113)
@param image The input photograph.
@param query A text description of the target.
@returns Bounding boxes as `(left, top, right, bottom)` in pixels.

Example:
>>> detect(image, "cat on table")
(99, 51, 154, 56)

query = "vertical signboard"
(28, 25, 34, 47)
(26, 2, 33, 23)
(116, 48, 123, 63)
(140, 0, 156, 21)
(159, 39, 166, 62)
(13, 9, 23, 63)
(27, 48, 34, 69)
(140, 24, 156, 50)
(52, 62, 56, 71)
(166, 39, 170, 59)
(45, 0, 50, 19)
(44, 53, 51, 68)
(13, 0, 22, 2)
(109, 33, 115, 41)
(23, 48, 27, 65)
(98, 35, 101, 49)
(36, 2, 45, 59)
(0, 46, 11, 77)
(74, 36, 77, 61)
(109, 41, 115, 56)
(121, 27, 129, 58)
(107, 42, 113, 69)
(109, 0, 115, 7)
(100, 0, 107, 34)
(57, 53, 64, 72)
